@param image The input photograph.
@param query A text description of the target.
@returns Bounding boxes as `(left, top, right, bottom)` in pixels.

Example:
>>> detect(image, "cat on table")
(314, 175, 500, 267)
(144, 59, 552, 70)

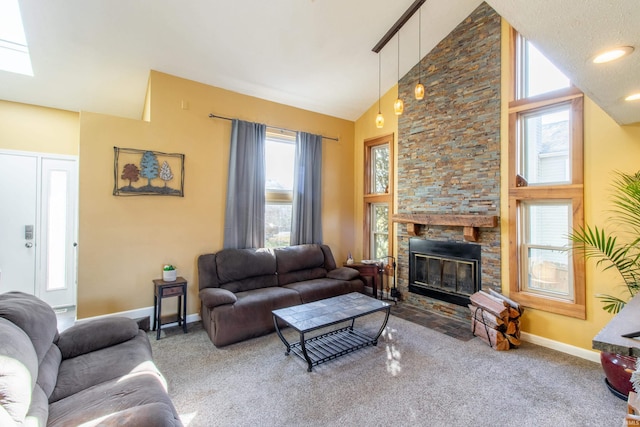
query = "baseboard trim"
(76, 306, 201, 329)
(520, 331, 601, 363)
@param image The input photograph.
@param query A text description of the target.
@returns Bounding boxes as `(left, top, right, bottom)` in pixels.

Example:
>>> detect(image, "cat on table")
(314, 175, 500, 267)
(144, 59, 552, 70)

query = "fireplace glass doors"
(409, 238, 481, 306)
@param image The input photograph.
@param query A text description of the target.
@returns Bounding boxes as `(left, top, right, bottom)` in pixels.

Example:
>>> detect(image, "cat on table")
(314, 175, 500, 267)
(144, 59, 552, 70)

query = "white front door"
(0, 152, 37, 294)
(0, 151, 77, 308)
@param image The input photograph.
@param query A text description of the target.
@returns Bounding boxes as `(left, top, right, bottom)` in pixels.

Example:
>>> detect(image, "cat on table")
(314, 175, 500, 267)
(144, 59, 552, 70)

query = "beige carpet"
(150, 313, 625, 427)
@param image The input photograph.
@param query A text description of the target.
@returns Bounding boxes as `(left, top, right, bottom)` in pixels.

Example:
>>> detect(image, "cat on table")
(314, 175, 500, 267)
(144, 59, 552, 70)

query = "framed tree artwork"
(113, 147, 185, 196)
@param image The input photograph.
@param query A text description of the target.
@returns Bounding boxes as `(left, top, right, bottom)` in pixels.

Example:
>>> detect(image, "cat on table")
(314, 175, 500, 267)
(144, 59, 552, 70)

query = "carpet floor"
(150, 313, 625, 427)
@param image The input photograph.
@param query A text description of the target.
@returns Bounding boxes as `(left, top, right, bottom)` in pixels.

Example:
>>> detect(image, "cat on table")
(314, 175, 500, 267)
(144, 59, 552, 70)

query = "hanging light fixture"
(375, 53, 384, 128)
(394, 32, 404, 115)
(414, 7, 425, 100)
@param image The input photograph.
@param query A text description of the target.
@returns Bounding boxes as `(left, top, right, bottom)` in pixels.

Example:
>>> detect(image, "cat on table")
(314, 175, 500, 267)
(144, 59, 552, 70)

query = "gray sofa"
(0, 291, 182, 427)
(198, 243, 364, 347)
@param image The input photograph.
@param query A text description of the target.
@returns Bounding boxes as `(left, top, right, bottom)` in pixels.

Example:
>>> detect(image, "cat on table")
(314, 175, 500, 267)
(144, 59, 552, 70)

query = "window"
(520, 201, 573, 299)
(364, 134, 393, 260)
(370, 203, 389, 259)
(264, 130, 296, 248)
(508, 29, 585, 318)
(0, 0, 33, 76)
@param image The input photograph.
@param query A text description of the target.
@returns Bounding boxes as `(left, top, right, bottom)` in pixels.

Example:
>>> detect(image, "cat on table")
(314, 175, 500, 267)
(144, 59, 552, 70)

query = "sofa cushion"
(0, 317, 39, 425)
(36, 343, 62, 399)
(275, 244, 327, 285)
(216, 248, 278, 292)
(48, 373, 181, 427)
(27, 385, 49, 427)
(283, 278, 352, 303)
(199, 288, 238, 309)
(56, 317, 139, 359)
(209, 287, 301, 346)
(198, 253, 219, 290)
(327, 267, 360, 281)
(0, 291, 58, 364)
(50, 330, 155, 403)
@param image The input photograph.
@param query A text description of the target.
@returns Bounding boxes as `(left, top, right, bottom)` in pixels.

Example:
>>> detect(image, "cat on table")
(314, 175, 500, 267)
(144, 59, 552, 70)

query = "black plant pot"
(600, 351, 636, 399)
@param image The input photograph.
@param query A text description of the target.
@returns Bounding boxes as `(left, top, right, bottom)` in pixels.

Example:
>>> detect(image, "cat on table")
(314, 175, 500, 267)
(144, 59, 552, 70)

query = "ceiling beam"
(372, 0, 426, 53)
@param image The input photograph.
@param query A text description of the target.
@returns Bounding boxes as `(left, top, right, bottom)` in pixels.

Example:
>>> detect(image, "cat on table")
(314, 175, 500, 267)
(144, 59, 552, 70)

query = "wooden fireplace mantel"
(392, 213, 499, 242)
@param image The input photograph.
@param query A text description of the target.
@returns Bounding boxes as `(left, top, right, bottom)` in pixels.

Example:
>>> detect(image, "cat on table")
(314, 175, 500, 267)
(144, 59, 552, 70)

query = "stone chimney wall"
(395, 2, 502, 316)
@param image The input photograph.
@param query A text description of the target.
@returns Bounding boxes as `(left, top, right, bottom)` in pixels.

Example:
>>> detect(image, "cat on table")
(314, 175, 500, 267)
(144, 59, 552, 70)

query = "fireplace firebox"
(409, 238, 481, 306)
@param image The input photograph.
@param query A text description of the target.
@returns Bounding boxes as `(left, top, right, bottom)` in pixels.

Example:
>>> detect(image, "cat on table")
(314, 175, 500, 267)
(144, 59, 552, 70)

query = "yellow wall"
(510, 99, 640, 349)
(351, 20, 640, 352)
(497, 20, 640, 350)
(0, 100, 79, 155)
(353, 85, 400, 260)
(76, 71, 356, 318)
(2, 45, 638, 351)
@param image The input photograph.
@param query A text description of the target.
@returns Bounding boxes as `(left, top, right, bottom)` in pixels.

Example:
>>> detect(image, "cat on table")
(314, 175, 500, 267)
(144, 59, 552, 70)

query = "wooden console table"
(593, 293, 640, 357)
(344, 262, 383, 299)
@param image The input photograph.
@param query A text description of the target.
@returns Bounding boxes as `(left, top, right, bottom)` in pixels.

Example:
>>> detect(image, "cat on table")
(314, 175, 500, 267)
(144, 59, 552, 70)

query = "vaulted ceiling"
(1, 0, 639, 124)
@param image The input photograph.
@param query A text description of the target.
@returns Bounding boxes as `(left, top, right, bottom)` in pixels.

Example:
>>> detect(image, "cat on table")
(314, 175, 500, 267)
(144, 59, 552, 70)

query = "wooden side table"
(153, 277, 188, 340)
(344, 262, 383, 299)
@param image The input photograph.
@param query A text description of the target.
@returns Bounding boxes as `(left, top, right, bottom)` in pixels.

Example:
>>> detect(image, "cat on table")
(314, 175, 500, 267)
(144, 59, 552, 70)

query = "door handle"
(25, 242, 33, 248)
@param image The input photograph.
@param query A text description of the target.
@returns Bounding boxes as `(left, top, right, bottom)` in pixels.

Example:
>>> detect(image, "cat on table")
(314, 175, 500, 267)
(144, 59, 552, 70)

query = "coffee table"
(272, 292, 391, 372)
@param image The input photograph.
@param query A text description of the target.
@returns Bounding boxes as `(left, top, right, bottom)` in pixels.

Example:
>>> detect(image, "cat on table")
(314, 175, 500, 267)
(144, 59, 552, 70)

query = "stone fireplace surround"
(394, 2, 501, 322)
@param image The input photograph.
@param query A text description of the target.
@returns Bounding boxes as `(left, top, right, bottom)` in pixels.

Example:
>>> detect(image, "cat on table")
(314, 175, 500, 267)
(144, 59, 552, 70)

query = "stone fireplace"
(394, 2, 502, 320)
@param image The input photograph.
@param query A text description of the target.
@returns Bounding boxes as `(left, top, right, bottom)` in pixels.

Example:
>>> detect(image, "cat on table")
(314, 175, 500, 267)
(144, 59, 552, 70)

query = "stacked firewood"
(468, 289, 523, 351)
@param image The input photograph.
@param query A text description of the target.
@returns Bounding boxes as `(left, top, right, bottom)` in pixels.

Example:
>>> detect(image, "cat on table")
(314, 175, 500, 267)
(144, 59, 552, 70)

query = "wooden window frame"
(364, 134, 394, 260)
(507, 28, 586, 319)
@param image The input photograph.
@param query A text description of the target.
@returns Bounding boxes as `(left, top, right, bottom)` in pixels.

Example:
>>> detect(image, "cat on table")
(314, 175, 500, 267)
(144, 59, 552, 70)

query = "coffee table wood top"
(272, 292, 390, 333)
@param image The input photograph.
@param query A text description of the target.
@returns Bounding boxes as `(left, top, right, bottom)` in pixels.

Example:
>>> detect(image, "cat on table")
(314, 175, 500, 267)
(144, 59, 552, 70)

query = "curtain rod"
(208, 114, 339, 142)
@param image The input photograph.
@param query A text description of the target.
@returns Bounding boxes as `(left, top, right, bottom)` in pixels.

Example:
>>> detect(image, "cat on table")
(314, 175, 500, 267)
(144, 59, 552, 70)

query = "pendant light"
(394, 33, 404, 115)
(375, 53, 384, 128)
(414, 7, 425, 100)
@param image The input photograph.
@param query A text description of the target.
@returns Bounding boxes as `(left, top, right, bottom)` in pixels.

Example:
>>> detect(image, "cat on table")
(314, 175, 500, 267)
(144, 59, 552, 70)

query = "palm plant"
(569, 170, 640, 314)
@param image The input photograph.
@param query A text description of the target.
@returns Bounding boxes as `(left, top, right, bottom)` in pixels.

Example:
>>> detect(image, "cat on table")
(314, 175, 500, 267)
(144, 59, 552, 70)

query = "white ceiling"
(1, 0, 639, 124)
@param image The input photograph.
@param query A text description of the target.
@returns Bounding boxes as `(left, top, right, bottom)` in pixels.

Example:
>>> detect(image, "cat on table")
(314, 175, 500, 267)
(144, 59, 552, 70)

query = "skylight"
(0, 0, 33, 76)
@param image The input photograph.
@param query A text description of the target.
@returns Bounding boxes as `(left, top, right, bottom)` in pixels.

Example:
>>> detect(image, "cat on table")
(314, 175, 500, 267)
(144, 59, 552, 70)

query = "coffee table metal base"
(272, 293, 390, 372)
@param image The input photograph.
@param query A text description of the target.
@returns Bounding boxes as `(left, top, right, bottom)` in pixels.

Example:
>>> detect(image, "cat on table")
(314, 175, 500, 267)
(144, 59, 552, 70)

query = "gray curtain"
(223, 119, 266, 249)
(290, 132, 323, 245)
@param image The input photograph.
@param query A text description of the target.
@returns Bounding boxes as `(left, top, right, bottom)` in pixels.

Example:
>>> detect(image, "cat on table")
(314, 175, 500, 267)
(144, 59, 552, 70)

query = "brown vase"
(600, 351, 636, 399)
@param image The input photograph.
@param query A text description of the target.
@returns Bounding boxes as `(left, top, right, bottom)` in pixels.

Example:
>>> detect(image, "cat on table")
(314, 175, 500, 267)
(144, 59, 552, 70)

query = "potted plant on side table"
(569, 170, 640, 399)
(163, 264, 177, 282)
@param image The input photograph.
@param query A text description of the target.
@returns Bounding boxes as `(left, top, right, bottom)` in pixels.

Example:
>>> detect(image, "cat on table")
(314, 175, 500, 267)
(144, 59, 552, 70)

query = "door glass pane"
(520, 105, 570, 185)
(522, 40, 570, 98)
(265, 203, 292, 248)
(521, 201, 573, 298)
(371, 203, 388, 259)
(371, 145, 389, 194)
(47, 170, 67, 290)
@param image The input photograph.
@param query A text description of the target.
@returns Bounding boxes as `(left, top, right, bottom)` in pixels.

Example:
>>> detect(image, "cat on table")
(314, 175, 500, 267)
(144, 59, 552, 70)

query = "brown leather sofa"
(198, 244, 364, 347)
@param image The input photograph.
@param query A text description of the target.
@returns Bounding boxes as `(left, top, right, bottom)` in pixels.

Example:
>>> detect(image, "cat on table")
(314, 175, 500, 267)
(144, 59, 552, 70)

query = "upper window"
(264, 130, 295, 248)
(519, 103, 571, 185)
(516, 38, 569, 99)
(370, 144, 389, 194)
(508, 29, 585, 319)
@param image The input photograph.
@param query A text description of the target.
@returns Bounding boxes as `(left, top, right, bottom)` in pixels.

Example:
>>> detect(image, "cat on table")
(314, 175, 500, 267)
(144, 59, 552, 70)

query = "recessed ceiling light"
(592, 46, 634, 64)
(625, 93, 640, 101)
